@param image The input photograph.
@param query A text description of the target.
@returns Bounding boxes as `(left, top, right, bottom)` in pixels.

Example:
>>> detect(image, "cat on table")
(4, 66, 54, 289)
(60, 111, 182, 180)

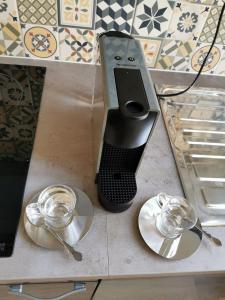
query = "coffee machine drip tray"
(159, 85, 225, 226)
(97, 143, 145, 212)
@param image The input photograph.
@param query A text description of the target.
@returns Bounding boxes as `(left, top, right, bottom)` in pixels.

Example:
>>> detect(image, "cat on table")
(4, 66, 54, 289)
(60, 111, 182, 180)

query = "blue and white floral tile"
(58, 0, 95, 29)
(95, 0, 136, 35)
(132, 0, 175, 38)
(59, 27, 95, 62)
(166, 1, 210, 41)
(186, 42, 225, 74)
(21, 24, 59, 60)
(137, 38, 161, 67)
(156, 38, 197, 70)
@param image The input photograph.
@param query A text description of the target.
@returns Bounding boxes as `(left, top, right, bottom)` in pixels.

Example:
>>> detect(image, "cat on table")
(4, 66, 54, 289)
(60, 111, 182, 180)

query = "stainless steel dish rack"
(159, 86, 225, 226)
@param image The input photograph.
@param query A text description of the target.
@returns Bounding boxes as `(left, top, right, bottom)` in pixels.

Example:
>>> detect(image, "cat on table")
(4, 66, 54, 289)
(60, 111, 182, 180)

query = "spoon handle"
(44, 225, 83, 261)
(195, 226, 222, 247)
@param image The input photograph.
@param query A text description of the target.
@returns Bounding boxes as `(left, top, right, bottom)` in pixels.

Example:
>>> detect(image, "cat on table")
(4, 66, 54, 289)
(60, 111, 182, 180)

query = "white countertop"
(0, 62, 225, 284)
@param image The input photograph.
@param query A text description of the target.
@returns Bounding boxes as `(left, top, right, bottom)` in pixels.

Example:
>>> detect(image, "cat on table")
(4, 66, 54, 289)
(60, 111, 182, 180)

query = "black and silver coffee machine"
(94, 31, 160, 213)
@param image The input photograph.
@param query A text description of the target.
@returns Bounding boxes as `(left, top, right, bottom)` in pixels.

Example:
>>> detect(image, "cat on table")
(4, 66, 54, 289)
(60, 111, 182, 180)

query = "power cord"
(157, 3, 225, 98)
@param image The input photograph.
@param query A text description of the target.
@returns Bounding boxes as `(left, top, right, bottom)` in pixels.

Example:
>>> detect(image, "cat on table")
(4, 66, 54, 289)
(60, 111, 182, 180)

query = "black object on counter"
(0, 161, 29, 257)
(94, 31, 160, 213)
(0, 65, 45, 257)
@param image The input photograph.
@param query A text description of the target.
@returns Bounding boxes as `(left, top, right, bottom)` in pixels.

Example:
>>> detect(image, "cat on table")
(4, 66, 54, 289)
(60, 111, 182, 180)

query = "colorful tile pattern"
(0, 0, 19, 23)
(93, 39, 100, 64)
(95, 0, 136, 34)
(156, 39, 197, 71)
(214, 52, 225, 75)
(0, 0, 225, 76)
(2, 21, 24, 56)
(0, 0, 8, 17)
(22, 24, 59, 59)
(187, 43, 224, 73)
(17, 0, 57, 26)
(138, 38, 161, 67)
(132, 0, 175, 38)
(59, 27, 94, 62)
(199, 6, 225, 45)
(0, 0, 24, 57)
(166, 2, 210, 41)
(0, 26, 6, 55)
(58, 0, 95, 28)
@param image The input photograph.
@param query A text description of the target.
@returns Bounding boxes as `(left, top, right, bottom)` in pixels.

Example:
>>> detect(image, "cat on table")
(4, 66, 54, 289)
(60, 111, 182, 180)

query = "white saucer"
(138, 196, 202, 260)
(24, 187, 94, 249)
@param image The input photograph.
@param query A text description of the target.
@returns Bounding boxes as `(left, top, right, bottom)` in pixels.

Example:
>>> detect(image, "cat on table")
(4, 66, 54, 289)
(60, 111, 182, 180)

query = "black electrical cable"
(157, 3, 225, 98)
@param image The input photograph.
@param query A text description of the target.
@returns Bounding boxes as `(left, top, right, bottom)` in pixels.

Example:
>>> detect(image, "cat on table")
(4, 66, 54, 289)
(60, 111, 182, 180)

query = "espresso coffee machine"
(93, 31, 160, 213)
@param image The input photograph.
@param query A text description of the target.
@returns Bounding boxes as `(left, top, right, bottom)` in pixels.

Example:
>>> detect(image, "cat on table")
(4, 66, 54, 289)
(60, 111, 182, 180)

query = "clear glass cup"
(155, 193, 197, 238)
(38, 184, 77, 229)
(25, 202, 44, 227)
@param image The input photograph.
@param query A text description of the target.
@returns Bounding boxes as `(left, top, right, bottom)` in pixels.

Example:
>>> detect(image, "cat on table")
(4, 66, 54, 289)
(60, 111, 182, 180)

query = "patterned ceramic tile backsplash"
(59, 27, 95, 62)
(156, 38, 197, 71)
(95, 0, 136, 34)
(0, 0, 225, 76)
(22, 24, 59, 59)
(132, 0, 175, 38)
(58, 0, 95, 28)
(17, 0, 57, 25)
